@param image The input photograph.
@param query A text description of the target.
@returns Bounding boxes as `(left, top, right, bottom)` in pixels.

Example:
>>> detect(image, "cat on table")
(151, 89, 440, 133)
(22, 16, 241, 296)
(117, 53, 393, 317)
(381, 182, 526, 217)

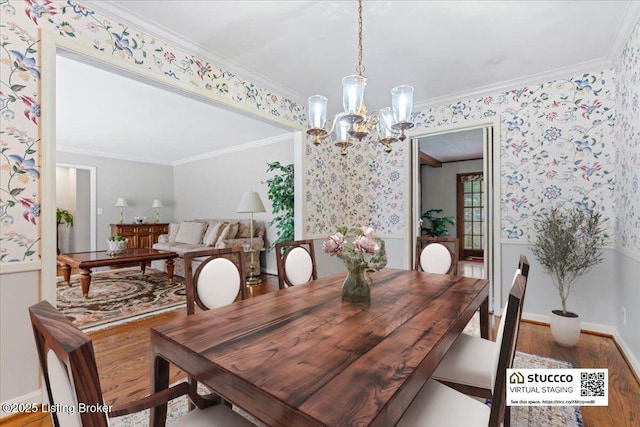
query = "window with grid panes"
(457, 173, 484, 257)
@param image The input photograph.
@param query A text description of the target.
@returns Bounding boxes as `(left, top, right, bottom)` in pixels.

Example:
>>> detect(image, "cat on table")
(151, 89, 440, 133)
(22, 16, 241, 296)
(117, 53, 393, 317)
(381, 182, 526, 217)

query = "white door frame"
(404, 116, 502, 311)
(40, 31, 304, 305)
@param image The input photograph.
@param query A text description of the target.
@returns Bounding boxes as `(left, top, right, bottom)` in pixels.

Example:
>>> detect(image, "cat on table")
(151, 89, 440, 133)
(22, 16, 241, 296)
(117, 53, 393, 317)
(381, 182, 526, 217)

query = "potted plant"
(264, 161, 294, 249)
(107, 235, 129, 255)
(56, 208, 74, 255)
(420, 209, 455, 237)
(530, 206, 606, 347)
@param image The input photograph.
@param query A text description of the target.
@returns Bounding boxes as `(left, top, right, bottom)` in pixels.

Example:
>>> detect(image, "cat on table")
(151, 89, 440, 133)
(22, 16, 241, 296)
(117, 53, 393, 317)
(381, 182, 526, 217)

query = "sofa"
(150, 218, 265, 278)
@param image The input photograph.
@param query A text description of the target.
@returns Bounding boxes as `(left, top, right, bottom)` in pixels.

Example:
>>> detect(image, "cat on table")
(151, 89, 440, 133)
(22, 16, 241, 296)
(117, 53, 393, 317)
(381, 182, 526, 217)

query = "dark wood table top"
(150, 268, 489, 427)
(57, 248, 177, 268)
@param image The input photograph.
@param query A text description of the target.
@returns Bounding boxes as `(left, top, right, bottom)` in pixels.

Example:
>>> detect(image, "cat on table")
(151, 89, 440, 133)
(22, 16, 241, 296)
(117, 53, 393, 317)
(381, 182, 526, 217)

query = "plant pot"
(106, 239, 128, 256)
(549, 309, 581, 347)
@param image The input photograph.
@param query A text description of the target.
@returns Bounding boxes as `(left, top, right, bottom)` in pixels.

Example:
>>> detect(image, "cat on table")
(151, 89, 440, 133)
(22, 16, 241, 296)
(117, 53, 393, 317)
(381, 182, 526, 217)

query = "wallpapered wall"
(0, 1, 638, 263)
(305, 69, 618, 243)
(0, 0, 303, 263)
(614, 20, 640, 253)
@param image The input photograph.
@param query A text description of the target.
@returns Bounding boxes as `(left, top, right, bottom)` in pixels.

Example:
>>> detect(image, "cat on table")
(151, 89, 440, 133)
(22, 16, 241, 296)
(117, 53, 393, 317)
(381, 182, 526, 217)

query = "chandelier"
(306, 0, 414, 156)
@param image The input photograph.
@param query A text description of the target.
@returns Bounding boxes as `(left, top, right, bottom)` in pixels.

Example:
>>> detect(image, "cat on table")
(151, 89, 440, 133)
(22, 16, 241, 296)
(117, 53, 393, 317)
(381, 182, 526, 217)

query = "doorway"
(56, 163, 97, 253)
(410, 120, 501, 311)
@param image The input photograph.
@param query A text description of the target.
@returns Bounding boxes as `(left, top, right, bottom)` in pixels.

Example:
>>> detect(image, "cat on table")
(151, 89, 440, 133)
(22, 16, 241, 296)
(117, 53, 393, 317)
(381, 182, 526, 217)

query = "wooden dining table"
(149, 268, 489, 427)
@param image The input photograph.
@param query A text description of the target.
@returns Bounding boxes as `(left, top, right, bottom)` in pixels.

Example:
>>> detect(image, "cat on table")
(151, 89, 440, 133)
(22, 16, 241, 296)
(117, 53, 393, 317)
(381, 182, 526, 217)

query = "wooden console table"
(110, 223, 168, 248)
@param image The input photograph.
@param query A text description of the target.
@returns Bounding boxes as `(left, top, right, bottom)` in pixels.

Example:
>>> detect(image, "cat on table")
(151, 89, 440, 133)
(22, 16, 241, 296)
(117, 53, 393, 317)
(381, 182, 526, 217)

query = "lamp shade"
(114, 197, 127, 207)
(152, 199, 163, 208)
(236, 191, 266, 213)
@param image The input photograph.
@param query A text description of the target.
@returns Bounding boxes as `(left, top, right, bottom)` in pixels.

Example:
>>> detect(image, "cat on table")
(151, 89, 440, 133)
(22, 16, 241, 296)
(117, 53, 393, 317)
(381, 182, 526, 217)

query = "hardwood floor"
(3, 274, 639, 427)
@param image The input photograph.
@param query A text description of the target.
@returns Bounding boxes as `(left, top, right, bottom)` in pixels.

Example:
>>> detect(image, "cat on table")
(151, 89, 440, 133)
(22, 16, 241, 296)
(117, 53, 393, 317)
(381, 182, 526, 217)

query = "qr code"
(581, 372, 605, 397)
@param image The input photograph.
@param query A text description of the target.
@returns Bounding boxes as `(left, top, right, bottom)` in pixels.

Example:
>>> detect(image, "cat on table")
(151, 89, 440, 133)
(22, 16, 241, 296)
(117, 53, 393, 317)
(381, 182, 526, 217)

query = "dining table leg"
(149, 351, 170, 427)
(480, 295, 489, 339)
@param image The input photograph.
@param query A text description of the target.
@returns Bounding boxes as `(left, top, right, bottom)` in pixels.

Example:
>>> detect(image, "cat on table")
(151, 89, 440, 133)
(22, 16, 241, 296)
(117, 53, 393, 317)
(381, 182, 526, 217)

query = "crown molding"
(607, 2, 640, 63)
(57, 145, 174, 166)
(173, 132, 293, 166)
(414, 57, 613, 111)
(57, 132, 293, 166)
(81, 0, 305, 106)
(82, 1, 638, 116)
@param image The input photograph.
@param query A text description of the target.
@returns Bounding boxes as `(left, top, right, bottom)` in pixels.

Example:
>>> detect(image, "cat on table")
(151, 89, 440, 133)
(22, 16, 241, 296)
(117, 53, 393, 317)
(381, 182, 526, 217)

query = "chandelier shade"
(306, 0, 414, 155)
(308, 95, 328, 129)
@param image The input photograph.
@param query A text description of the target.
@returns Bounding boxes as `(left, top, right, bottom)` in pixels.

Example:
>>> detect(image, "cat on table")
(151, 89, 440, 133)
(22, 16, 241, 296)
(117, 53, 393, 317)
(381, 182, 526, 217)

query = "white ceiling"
(60, 0, 639, 164)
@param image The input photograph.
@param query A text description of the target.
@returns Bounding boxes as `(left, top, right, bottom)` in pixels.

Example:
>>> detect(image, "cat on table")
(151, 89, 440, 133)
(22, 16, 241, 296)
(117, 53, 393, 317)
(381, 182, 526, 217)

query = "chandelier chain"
(356, 0, 365, 75)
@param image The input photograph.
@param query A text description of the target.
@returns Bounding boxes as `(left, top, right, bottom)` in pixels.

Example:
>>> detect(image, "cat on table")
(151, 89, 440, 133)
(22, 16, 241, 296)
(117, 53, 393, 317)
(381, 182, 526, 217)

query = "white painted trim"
(263, 268, 278, 276)
(607, 2, 640, 64)
(81, 0, 305, 106)
(56, 145, 173, 166)
(613, 330, 640, 380)
(405, 116, 502, 310)
(615, 244, 640, 263)
(0, 390, 42, 419)
(413, 57, 613, 111)
(522, 312, 640, 379)
(41, 30, 303, 314)
(56, 163, 98, 252)
(83, 0, 640, 111)
(293, 132, 304, 241)
(173, 132, 294, 166)
(40, 31, 58, 307)
(0, 262, 42, 274)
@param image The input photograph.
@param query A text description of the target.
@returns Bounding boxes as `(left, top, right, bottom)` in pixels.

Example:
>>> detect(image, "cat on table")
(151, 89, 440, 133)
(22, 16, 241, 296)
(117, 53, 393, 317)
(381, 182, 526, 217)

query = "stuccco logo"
(509, 371, 573, 384)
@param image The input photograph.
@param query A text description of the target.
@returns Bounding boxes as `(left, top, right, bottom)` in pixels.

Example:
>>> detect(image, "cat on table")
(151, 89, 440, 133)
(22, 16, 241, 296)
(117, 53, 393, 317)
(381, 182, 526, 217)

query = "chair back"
(185, 247, 247, 315)
(488, 274, 526, 426)
(29, 300, 108, 427)
(415, 237, 459, 274)
(275, 240, 317, 289)
(518, 254, 530, 279)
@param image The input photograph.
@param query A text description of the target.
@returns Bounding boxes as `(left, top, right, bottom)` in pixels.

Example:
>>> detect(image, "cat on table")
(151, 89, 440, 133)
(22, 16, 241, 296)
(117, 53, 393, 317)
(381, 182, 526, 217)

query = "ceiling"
(60, 0, 638, 164)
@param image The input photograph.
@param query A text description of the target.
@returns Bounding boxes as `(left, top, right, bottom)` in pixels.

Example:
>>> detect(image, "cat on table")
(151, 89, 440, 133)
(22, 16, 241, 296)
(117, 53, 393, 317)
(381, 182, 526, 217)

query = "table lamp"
(152, 199, 163, 223)
(236, 191, 266, 284)
(114, 197, 127, 224)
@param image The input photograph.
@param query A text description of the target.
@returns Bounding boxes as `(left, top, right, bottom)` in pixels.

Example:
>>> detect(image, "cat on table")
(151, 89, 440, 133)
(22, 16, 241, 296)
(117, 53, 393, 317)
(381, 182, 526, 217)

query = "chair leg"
(505, 405, 511, 427)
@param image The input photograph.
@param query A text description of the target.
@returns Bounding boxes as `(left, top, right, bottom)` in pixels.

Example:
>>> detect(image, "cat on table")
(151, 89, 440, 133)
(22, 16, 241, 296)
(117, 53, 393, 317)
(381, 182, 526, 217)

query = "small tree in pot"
(530, 205, 606, 347)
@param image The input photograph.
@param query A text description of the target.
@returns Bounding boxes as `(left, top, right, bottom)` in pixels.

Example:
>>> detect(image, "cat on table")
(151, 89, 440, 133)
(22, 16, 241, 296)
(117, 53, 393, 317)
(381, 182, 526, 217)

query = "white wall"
(615, 251, 640, 369)
(420, 159, 483, 238)
(172, 138, 294, 274)
(56, 152, 175, 249)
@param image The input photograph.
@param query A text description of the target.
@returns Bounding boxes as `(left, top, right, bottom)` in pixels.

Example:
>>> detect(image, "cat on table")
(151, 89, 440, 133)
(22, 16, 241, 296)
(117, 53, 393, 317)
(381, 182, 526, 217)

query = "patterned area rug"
(512, 352, 583, 426)
(57, 267, 186, 330)
(110, 352, 581, 427)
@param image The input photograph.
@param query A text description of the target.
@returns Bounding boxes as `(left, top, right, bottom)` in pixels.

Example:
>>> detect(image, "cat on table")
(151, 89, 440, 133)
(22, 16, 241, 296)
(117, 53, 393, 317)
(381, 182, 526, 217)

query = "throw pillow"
(236, 220, 255, 238)
(203, 222, 225, 246)
(168, 223, 180, 243)
(216, 223, 233, 246)
(227, 222, 239, 240)
(174, 221, 207, 244)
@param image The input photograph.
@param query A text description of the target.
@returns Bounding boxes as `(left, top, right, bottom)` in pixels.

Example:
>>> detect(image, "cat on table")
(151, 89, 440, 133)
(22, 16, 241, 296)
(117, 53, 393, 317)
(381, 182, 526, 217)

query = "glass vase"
(342, 264, 372, 303)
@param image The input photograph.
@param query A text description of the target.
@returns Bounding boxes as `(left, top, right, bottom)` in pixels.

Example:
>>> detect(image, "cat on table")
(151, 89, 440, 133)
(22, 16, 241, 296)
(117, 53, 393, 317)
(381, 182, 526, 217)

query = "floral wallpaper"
(614, 19, 640, 254)
(0, 0, 303, 263)
(304, 135, 406, 236)
(305, 69, 617, 240)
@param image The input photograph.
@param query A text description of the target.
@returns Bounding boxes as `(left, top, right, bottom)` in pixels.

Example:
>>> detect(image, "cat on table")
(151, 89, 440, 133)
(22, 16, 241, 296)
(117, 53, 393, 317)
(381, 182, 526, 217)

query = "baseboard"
(262, 268, 277, 276)
(612, 330, 640, 384)
(0, 389, 42, 419)
(522, 312, 640, 380)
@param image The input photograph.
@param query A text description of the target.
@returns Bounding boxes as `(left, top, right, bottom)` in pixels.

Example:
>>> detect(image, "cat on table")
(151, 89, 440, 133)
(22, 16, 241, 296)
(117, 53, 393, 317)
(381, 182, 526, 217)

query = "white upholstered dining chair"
(426, 255, 530, 427)
(29, 300, 254, 427)
(183, 247, 248, 408)
(396, 272, 527, 427)
(275, 239, 317, 289)
(414, 236, 459, 275)
(184, 247, 247, 314)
